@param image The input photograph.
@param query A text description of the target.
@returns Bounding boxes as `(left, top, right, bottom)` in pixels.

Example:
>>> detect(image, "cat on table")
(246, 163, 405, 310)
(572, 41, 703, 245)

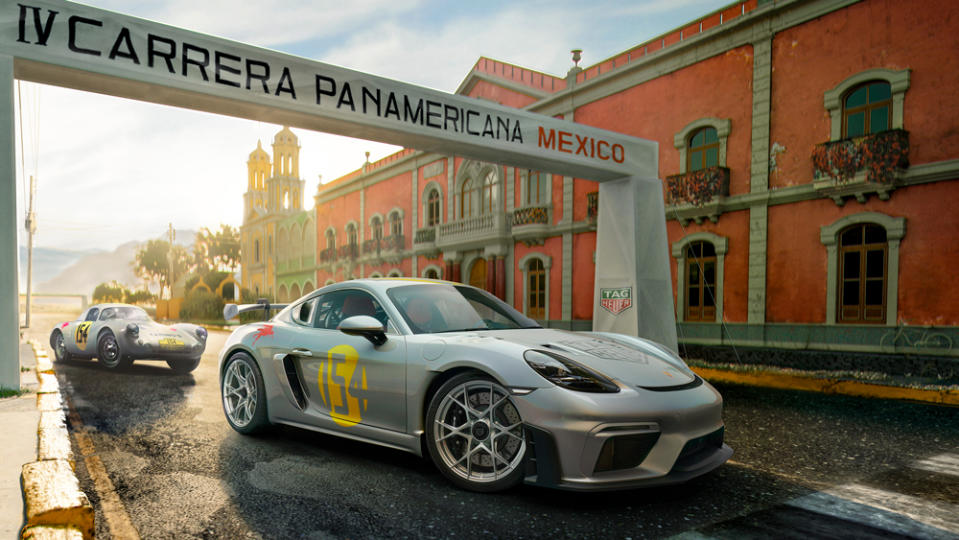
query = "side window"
(313, 291, 389, 330)
(85, 308, 99, 322)
(292, 297, 319, 326)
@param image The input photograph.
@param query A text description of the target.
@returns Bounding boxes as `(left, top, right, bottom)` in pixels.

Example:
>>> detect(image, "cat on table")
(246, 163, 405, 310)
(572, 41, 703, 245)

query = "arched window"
(325, 229, 335, 251)
(684, 241, 717, 322)
(426, 188, 441, 226)
(687, 127, 719, 172)
(526, 258, 546, 320)
(838, 223, 888, 324)
(390, 212, 403, 237)
(423, 267, 441, 280)
(481, 171, 495, 214)
(371, 216, 383, 242)
(524, 171, 544, 205)
(346, 223, 357, 248)
(461, 177, 478, 218)
(843, 81, 891, 138)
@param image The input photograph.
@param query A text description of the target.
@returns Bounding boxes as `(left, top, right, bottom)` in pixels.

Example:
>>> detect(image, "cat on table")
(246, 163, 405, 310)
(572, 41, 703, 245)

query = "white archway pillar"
(0, 54, 18, 389)
(593, 176, 678, 352)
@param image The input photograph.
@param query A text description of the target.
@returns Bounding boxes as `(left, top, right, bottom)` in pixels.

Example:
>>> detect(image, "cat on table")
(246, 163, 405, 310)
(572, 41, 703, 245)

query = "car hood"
(485, 328, 696, 389)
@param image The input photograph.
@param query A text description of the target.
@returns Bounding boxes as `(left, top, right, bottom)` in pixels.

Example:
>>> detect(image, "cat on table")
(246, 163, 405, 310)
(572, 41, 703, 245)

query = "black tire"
(97, 330, 131, 370)
(52, 331, 71, 363)
(221, 352, 270, 435)
(425, 372, 527, 492)
(167, 357, 201, 374)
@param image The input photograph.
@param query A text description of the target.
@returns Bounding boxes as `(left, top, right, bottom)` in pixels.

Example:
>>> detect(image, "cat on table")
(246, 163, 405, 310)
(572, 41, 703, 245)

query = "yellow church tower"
(240, 127, 306, 297)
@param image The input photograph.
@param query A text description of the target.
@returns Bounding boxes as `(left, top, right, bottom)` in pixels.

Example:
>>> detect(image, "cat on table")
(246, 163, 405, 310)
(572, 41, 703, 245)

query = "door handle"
(292, 348, 313, 357)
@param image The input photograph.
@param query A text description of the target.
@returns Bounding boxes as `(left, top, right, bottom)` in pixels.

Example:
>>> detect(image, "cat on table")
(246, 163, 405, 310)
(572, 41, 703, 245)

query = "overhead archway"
(0, 0, 671, 388)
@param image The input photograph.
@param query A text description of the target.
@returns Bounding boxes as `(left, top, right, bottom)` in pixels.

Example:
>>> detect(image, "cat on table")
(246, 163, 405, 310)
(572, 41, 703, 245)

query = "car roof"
(318, 278, 460, 294)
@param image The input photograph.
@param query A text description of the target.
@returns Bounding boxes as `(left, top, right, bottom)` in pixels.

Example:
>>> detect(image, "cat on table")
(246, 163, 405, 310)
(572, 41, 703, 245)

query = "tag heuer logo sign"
(600, 287, 632, 315)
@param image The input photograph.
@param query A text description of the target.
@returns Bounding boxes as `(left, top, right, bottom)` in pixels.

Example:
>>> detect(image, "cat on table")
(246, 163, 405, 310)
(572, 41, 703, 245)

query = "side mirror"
(338, 315, 388, 346)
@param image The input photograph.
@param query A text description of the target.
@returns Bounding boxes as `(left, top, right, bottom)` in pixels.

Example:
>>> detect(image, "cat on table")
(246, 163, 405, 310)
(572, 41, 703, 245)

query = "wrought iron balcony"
(319, 247, 337, 263)
(511, 205, 550, 226)
(414, 227, 436, 244)
(337, 244, 358, 260)
(812, 129, 909, 185)
(665, 166, 730, 207)
(383, 234, 405, 251)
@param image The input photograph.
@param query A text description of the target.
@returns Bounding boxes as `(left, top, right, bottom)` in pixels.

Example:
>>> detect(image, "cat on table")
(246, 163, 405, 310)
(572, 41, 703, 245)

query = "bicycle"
(879, 322, 953, 354)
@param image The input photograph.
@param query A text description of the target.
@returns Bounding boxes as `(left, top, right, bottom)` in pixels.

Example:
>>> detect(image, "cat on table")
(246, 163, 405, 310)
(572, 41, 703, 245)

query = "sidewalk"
(0, 342, 39, 538)
(688, 360, 959, 406)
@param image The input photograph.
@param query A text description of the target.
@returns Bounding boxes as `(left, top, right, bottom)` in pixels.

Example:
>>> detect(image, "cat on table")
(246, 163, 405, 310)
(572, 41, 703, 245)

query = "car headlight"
(125, 323, 139, 337)
(523, 350, 619, 393)
(195, 327, 208, 341)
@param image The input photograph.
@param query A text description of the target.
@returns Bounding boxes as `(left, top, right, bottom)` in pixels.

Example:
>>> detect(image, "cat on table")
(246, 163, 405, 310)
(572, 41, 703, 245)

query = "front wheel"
(221, 352, 270, 435)
(97, 331, 131, 370)
(167, 357, 201, 374)
(425, 372, 527, 492)
(52, 331, 71, 363)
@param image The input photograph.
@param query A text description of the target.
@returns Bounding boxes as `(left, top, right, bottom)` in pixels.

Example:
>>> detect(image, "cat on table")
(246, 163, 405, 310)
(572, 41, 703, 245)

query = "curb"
(691, 366, 959, 406)
(20, 340, 95, 540)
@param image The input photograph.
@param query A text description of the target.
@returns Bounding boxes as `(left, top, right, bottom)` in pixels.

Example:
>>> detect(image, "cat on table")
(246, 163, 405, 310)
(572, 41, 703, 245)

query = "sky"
(14, 0, 731, 253)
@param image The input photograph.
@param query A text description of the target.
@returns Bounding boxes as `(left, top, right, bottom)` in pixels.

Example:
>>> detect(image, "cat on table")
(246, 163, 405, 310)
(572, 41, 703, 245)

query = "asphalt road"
(22, 312, 959, 539)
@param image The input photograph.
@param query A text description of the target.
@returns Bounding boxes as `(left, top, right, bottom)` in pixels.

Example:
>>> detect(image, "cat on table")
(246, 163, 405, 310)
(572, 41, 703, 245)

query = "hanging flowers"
(665, 166, 730, 207)
(812, 129, 909, 185)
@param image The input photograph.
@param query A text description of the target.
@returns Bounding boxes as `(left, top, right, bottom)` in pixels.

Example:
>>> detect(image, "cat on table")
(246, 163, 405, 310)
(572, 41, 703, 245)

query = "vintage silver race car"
(218, 279, 732, 492)
(50, 303, 208, 373)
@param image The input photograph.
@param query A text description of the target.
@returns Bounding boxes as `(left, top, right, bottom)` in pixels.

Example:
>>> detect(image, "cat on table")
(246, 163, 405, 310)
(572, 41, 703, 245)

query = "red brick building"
(300, 0, 959, 362)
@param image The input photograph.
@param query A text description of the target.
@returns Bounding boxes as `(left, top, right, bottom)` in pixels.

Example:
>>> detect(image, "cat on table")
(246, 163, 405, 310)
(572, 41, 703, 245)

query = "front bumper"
(514, 380, 732, 491)
(121, 337, 205, 361)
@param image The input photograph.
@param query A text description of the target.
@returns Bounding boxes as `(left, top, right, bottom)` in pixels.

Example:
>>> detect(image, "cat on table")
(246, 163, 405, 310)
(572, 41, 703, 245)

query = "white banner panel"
(0, 0, 657, 181)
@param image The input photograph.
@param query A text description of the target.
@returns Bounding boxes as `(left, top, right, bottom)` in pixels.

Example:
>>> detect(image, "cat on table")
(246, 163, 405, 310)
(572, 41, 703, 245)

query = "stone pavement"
(0, 342, 39, 538)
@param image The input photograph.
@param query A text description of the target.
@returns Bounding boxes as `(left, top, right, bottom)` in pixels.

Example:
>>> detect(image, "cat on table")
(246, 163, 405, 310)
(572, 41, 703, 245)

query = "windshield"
(99, 306, 150, 321)
(387, 284, 540, 334)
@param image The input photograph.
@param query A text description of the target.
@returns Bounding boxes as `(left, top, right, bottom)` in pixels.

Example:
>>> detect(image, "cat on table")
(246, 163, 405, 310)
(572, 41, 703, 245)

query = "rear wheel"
(167, 357, 201, 374)
(425, 372, 527, 492)
(221, 352, 270, 434)
(52, 331, 71, 363)
(97, 330, 131, 370)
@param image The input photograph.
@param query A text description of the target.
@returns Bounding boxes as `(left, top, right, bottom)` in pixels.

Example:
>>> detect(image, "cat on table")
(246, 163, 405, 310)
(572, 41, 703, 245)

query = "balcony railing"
(511, 205, 550, 226)
(337, 244, 358, 260)
(319, 247, 336, 263)
(362, 238, 379, 255)
(414, 227, 436, 244)
(586, 191, 598, 222)
(383, 234, 405, 251)
(439, 213, 494, 239)
(812, 129, 909, 185)
(665, 166, 730, 207)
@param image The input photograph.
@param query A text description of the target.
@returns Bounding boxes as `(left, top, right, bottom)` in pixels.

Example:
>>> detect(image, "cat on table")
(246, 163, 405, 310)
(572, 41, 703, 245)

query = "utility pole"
(24, 175, 36, 328)
(168, 222, 175, 299)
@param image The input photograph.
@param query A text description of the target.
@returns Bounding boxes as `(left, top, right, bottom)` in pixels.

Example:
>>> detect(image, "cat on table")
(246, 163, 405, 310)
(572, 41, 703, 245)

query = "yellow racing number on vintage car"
(318, 344, 368, 427)
(74, 322, 93, 351)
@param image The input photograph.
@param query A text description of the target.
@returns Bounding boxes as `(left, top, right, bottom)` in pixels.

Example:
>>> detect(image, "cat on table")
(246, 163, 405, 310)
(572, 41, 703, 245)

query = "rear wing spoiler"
(223, 299, 289, 321)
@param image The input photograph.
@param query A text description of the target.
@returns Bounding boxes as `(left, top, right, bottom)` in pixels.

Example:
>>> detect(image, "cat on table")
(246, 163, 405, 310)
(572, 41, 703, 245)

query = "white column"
(593, 176, 678, 353)
(0, 55, 20, 389)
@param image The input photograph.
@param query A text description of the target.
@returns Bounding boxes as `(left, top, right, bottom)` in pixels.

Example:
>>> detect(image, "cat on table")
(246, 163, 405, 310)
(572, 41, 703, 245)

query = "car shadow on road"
(213, 421, 816, 538)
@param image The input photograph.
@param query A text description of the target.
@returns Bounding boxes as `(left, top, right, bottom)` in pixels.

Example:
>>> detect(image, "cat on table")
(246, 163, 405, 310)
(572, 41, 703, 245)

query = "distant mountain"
(24, 228, 197, 298)
(18, 246, 104, 291)
(34, 241, 141, 297)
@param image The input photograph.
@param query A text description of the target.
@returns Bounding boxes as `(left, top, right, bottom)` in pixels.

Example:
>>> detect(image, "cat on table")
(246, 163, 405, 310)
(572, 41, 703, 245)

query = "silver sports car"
(50, 303, 208, 373)
(219, 279, 732, 492)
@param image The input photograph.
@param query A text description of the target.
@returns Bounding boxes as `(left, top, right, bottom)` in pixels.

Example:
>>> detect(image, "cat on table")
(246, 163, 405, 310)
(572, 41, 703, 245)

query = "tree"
(194, 224, 241, 273)
(134, 239, 190, 299)
(93, 281, 129, 303)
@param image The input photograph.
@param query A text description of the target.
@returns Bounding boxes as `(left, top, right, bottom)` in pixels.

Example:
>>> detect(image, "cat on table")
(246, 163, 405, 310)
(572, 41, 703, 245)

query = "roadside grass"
(0, 386, 26, 399)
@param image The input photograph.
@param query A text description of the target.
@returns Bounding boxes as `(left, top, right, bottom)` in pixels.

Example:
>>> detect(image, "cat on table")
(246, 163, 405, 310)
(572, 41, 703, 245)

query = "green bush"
(125, 288, 155, 304)
(93, 281, 129, 303)
(179, 289, 224, 322)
